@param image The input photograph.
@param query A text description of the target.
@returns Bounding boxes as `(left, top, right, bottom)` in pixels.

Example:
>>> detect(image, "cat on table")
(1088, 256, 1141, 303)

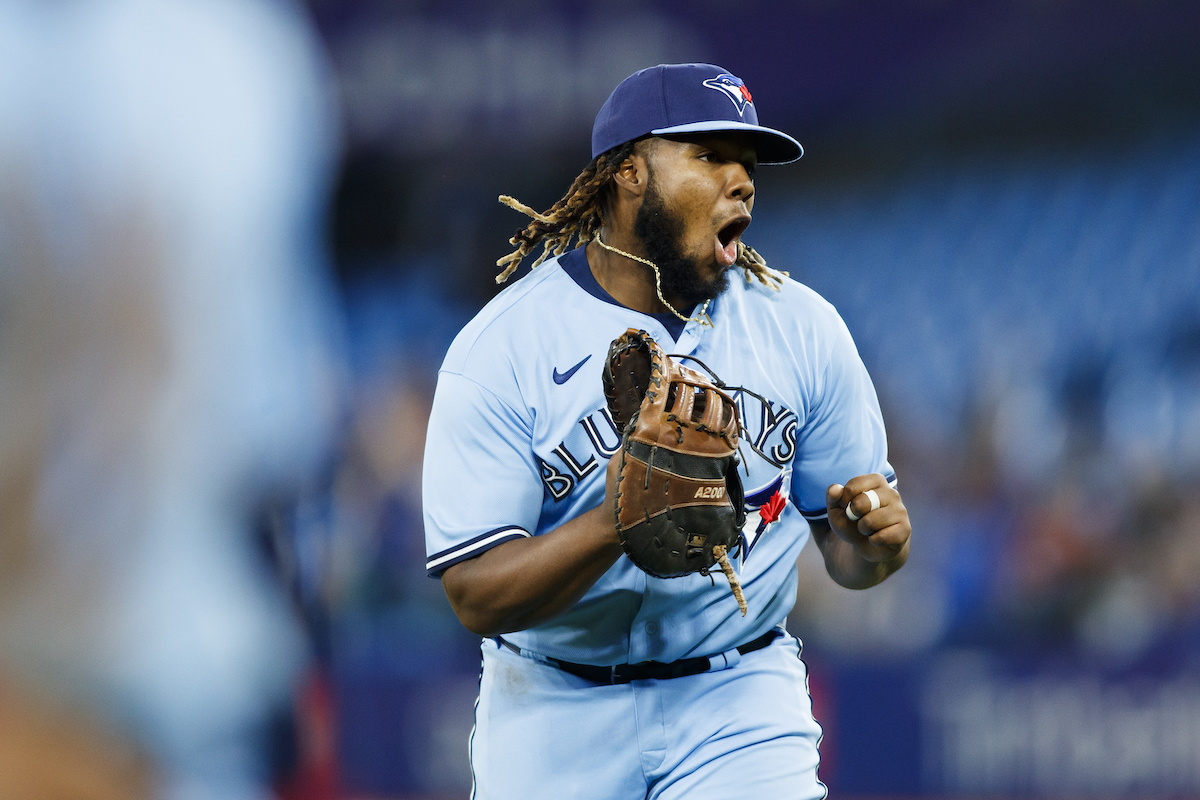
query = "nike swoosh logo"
(552, 355, 591, 385)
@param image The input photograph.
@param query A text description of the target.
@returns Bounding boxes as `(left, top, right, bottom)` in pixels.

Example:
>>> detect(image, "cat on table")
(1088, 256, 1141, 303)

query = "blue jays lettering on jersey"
(423, 245, 895, 667)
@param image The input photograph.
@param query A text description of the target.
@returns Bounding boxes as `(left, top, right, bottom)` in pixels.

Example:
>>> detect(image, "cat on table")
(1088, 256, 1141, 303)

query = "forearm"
(810, 519, 909, 590)
(440, 504, 624, 637)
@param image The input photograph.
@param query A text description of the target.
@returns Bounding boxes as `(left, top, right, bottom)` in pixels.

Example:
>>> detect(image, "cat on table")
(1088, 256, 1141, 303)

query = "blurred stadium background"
(2, 0, 1199, 798)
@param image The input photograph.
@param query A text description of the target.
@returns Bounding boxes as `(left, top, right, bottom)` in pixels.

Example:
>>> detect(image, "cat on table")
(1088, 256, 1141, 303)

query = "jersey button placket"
(675, 313, 708, 356)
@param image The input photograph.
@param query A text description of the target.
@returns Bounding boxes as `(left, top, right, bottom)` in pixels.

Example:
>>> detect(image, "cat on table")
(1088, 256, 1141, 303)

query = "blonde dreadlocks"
(495, 141, 787, 291)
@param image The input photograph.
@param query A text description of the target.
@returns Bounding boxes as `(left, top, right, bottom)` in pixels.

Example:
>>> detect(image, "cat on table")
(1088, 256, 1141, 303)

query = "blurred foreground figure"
(0, 1, 341, 798)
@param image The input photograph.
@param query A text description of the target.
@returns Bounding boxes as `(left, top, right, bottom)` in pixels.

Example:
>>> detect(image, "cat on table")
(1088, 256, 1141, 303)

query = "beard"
(633, 177, 729, 307)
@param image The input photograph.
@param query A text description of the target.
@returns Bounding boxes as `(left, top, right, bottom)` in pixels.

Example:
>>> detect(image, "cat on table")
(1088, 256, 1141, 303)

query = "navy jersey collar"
(559, 245, 702, 341)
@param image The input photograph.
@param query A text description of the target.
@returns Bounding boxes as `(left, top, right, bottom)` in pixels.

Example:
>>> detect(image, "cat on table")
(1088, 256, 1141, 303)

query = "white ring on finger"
(845, 488, 881, 522)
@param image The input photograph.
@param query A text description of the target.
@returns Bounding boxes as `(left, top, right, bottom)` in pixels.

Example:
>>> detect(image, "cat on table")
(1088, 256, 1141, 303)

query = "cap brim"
(651, 120, 803, 164)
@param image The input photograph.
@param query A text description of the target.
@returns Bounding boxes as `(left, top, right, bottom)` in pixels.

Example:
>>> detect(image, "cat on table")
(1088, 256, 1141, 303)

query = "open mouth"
(718, 217, 751, 249)
(716, 217, 751, 265)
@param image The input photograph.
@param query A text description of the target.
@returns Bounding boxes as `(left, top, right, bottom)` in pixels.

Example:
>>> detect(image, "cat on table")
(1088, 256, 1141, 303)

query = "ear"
(611, 153, 650, 199)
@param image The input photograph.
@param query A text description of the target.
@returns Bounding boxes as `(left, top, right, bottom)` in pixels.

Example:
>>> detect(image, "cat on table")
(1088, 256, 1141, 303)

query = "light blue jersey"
(423, 245, 895, 667)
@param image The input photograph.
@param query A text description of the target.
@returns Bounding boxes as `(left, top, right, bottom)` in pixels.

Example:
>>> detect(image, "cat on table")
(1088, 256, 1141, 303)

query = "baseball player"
(423, 63, 911, 799)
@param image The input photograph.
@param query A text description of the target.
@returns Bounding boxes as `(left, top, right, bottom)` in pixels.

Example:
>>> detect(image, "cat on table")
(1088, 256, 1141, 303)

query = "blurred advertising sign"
(921, 652, 1200, 797)
(817, 651, 1200, 796)
(328, 10, 705, 151)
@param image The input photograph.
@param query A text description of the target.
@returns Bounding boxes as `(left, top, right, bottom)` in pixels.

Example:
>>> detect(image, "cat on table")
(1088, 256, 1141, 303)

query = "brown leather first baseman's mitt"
(602, 328, 749, 614)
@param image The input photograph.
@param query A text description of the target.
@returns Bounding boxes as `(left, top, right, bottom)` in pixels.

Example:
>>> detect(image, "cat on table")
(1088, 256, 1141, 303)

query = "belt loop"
(707, 646, 742, 673)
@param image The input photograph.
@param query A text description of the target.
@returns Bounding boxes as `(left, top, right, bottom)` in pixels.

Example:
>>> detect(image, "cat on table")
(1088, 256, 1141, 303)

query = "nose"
(726, 164, 754, 205)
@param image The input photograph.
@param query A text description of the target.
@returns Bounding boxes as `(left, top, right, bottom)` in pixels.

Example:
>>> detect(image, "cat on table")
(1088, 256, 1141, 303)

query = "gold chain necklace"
(593, 235, 713, 327)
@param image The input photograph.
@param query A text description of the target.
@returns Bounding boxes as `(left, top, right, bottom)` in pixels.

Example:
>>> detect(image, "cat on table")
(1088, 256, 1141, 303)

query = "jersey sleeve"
(789, 313, 896, 521)
(422, 370, 544, 577)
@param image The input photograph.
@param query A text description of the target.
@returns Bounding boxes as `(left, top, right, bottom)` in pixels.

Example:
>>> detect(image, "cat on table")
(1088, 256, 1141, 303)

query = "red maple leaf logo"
(758, 490, 786, 525)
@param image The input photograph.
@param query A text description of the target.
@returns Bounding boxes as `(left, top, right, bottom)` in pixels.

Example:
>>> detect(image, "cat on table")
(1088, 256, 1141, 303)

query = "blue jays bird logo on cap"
(703, 73, 754, 117)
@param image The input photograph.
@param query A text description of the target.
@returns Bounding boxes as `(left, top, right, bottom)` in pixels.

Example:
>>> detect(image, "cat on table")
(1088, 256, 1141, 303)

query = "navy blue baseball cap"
(591, 63, 803, 165)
